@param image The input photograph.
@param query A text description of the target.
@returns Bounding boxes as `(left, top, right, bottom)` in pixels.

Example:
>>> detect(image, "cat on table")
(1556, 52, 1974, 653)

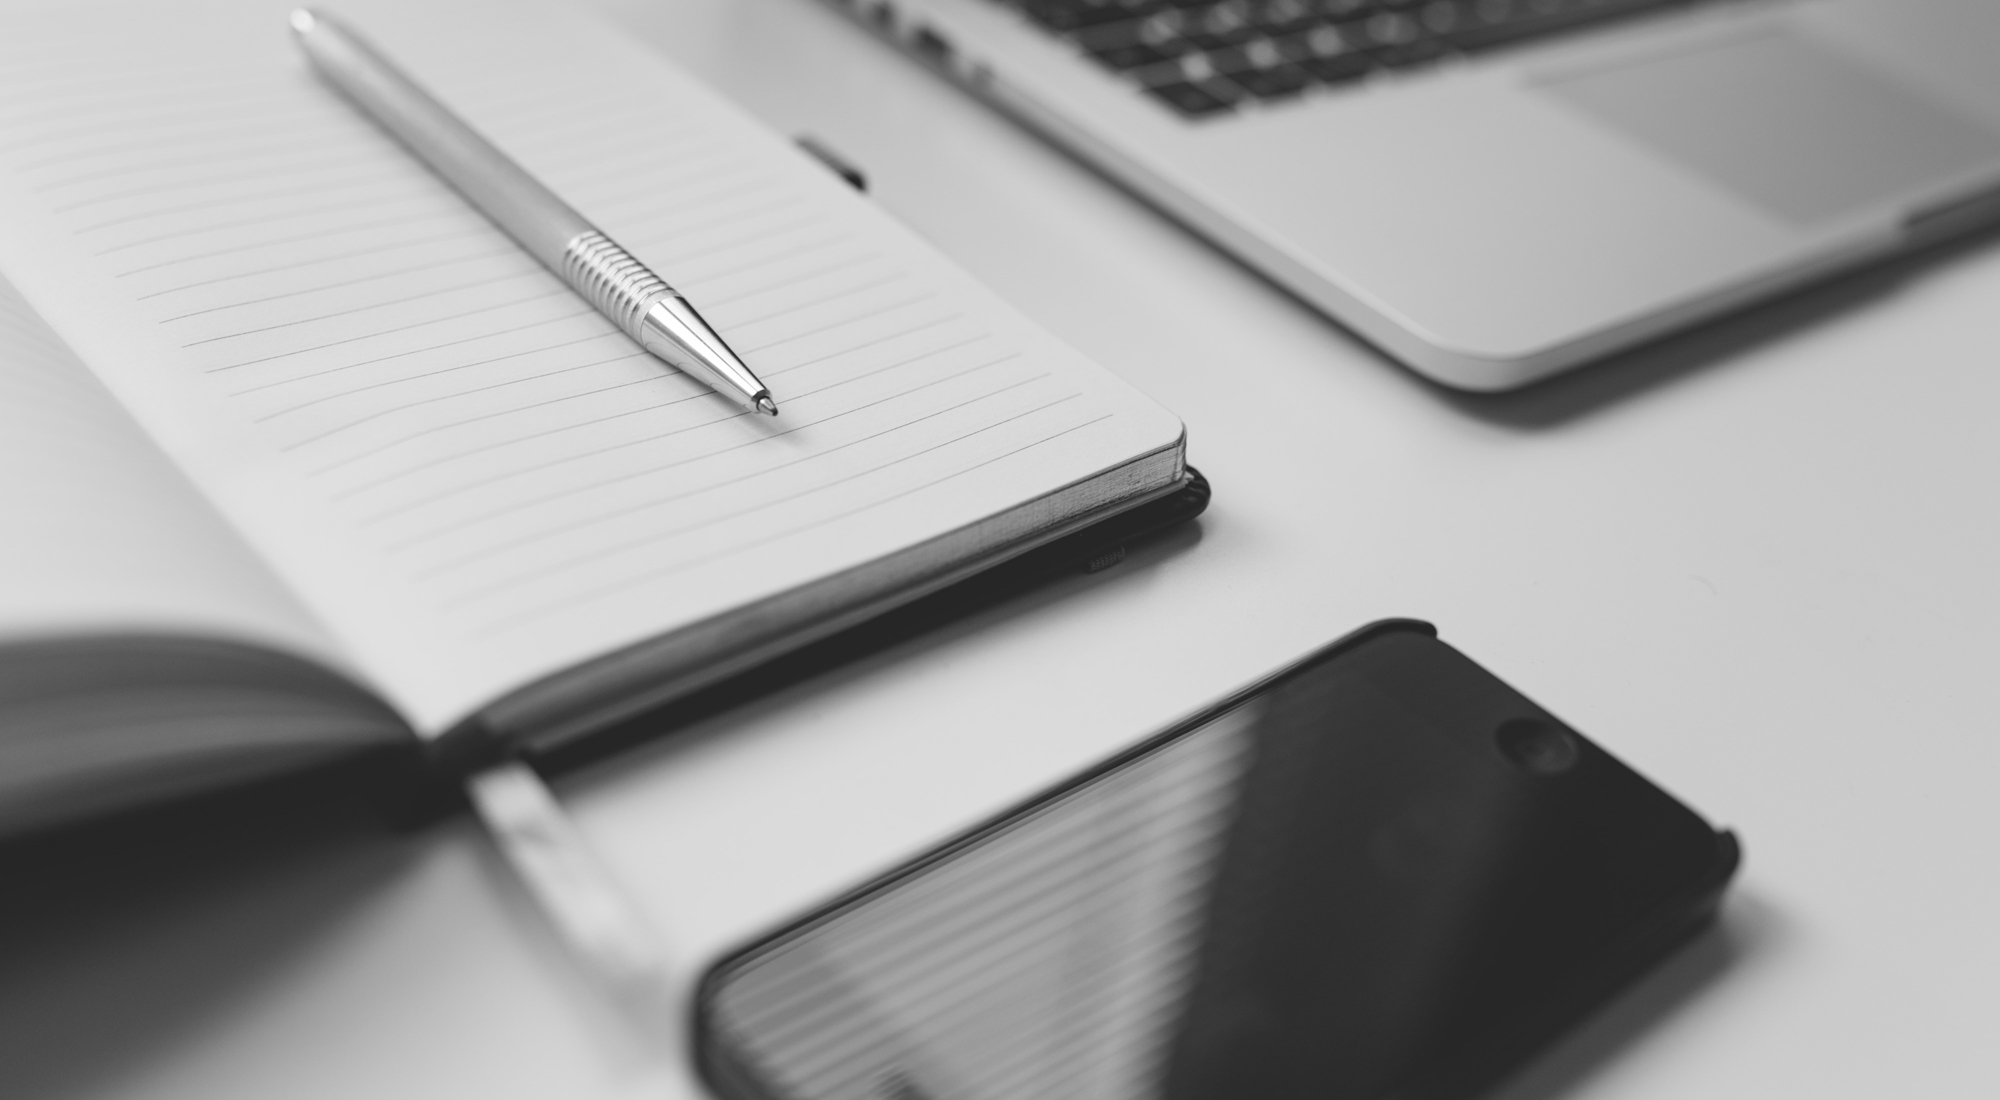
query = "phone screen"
(697, 626, 1734, 1100)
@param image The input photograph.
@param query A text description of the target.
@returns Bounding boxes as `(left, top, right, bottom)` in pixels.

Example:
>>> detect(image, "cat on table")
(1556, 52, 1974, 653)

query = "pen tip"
(755, 395, 779, 417)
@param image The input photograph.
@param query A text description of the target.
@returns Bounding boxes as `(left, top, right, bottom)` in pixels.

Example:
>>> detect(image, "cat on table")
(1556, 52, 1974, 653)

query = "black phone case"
(693, 620, 1739, 1100)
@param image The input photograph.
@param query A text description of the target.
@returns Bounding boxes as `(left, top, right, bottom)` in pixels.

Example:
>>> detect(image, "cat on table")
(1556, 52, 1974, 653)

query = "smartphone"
(694, 621, 1740, 1100)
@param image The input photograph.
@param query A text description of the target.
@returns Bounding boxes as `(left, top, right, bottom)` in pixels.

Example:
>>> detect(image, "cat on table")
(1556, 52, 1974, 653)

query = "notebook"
(0, 0, 1190, 837)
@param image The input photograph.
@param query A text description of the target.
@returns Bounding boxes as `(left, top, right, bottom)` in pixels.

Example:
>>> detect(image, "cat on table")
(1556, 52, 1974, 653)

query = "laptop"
(819, 0, 2000, 389)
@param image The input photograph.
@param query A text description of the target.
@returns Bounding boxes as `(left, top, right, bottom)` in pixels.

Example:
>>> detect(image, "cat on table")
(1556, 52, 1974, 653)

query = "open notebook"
(0, 0, 1189, 837)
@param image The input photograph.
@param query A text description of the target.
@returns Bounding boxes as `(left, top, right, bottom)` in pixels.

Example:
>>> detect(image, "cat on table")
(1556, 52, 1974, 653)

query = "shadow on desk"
(542, 515, 1207, 782)
(1426, 222, 2000, 430)
(0, 755, 413, 1100)
(1488, 893, 1776, 1100)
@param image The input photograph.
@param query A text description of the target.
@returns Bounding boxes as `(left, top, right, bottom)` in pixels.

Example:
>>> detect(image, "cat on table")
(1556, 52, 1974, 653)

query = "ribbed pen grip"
(561, 231, 674, 339)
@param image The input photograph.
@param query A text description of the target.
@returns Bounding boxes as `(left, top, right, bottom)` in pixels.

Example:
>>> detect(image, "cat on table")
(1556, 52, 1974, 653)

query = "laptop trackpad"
(1537, 29, 2000, 226)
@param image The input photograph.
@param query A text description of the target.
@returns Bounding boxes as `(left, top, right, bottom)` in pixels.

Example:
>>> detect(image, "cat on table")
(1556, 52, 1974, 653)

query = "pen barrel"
(292, 9, 773, 415)
(293, 10, 589, 266)
(562, 231, 675, 340)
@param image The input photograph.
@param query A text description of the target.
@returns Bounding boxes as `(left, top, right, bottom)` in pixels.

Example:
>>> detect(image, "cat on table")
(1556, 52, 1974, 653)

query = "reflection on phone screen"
(700, 632, 1733, 1100)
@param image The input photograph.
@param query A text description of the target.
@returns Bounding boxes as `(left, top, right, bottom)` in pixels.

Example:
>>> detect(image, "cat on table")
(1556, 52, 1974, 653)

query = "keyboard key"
(1211, 39, 1298, 76)
(1369, 36, 1451, 66)
(1225, 62, 1312, 98)
(1023, 0, 1148, 32)
(1179, 1, 1262, 48)
(1300, 49, 1376, 83)
(1417, 0, 1469, 33)
(1071, 14, 1144, 46)
(1245, 0, 1319, 34)
(996, 0, 1694, 117)
(1090, 40, 1179, 68)
(1442, 0, 1686, 51)
(1141, 12, 1201, 49)
(1359, 11, 1420, 45)
(1331, 10, 1455, 65)
(1287, 23, 1359, 55)
(1273, 24, 1377, 82)
(1148, 78, 1242, 114)
(1232, 38, 1289, 66)
(1134, 51, 1220, 85)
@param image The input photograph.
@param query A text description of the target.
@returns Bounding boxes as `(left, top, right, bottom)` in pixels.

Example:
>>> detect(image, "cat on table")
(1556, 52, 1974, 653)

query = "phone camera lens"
(1495, 717, 1580, 776)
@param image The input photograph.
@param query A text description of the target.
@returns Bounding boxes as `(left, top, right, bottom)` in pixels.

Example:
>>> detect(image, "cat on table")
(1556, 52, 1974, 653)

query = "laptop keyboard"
(997, 0, 1697, 117)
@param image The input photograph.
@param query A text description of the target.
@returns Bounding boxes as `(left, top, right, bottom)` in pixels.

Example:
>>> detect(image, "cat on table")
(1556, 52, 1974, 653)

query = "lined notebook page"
(0, 0, 1182, 734)
(0, 271, 339, 661)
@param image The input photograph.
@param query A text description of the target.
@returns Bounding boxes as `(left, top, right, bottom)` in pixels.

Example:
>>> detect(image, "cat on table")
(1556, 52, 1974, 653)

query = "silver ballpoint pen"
(290, 8, 778, 416)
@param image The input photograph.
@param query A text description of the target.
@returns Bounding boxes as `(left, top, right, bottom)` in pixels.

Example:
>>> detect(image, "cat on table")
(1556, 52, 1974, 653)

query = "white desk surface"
(5, 1, 1998, 1096)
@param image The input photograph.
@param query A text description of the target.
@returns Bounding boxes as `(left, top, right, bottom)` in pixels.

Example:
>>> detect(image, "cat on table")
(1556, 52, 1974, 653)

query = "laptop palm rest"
(1536, 28, 2000, 227)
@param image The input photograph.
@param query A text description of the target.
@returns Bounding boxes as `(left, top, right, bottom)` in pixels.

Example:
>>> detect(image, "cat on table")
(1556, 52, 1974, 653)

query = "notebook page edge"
(482, 438, 1188, 748)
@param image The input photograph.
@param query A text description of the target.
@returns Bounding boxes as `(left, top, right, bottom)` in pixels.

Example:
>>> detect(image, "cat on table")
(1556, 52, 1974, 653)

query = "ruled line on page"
(761, 313, 965, 378)
(560, 151, 758, 210)
(391, 346, 1019, 560)
(741, 295, 939, 354)
(477, 407, 1112, 633)
(488, 108, 710, 156)
(250, 247, 901, 422)
(323, 384, 738, 503)
(253, 329, 623, 418)
(16, 114, 355, 174)
(0, 72, 285, 131)
(0, 84, 318, 138)
(227, 307, 598, 396)
(344, 312, 968, 523)
(204, 287, 573, 372)
(615, 200, 819, 262)
(300, 368, 705, 475)
(0, 54, 263, 95)
(685, 233, 853, 284)
(0, 81, 272, 134)
(777, 334, 997, 399)
(70, 169, 412, 235)
(96, 191, 449, 257)
(328, 316, 1008, 528)
(0, 96, 316, 155)
(443, 81, 676, 142)
(280, 348, 650, 448)
(41, 136, 381, 194)
(440, 382, 1078, 606)
(115, 208, 474, 277)
(180, 266, 546, 347)
(65, 154, 417, 215)
(558, 146, 751, 200)
(136, 227, 493, 299)
(711, 271, 910, 330)
(603, 180, 797, 234)
(651, 210, 825, 267)
(697, 252, 879, 309)
(425, 377, 1029, 543)
(160, 247, 520, 323)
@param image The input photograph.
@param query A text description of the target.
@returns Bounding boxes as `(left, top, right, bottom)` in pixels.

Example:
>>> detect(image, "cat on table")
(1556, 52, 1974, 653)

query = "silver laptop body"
(826, 0, 2000, 389)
